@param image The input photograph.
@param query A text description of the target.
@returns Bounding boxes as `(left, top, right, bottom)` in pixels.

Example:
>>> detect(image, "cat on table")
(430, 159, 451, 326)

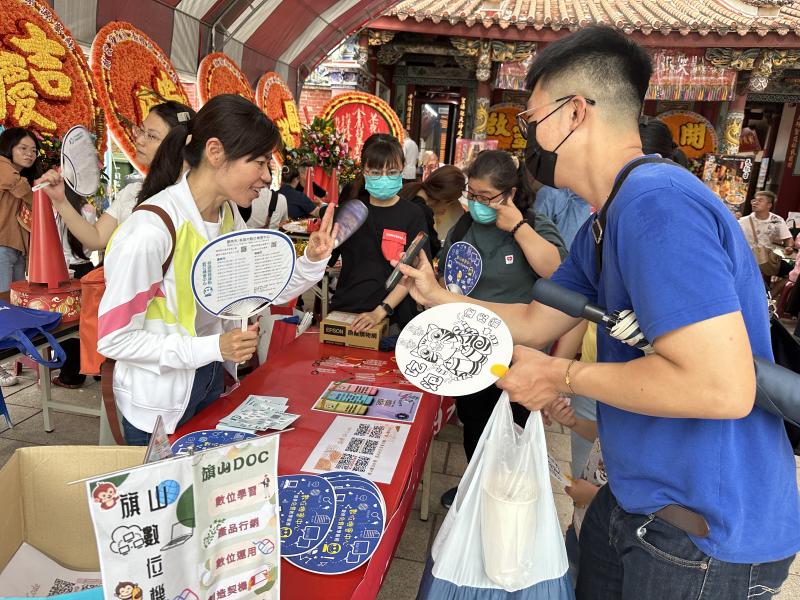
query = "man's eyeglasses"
(365, 169, 402, 178)
(463, 188, 508, 206)
(132, 125, 163, 144)
(516, 95, 596, 139)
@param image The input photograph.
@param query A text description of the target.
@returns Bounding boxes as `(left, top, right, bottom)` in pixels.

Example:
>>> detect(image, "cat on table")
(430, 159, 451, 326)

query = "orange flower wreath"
(256, 71, 301, 149)
(90, 22, 189, 173)
(0, 0, 104, 150)
(197, 52, 255, 106)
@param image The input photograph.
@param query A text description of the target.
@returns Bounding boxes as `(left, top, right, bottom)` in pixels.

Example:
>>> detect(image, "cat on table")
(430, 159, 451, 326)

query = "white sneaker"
(0, 366, 18, 386)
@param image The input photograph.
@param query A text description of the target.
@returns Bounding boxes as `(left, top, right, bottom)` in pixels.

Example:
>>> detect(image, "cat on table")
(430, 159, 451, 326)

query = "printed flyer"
(87, 436, 280, 600)
(301, 417, 410, 484)
(312, 382, 422, 423)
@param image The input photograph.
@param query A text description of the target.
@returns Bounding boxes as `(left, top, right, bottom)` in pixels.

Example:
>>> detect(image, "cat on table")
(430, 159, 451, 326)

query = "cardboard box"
(319, 311, 388, 350)
(0, 446, 145, 581)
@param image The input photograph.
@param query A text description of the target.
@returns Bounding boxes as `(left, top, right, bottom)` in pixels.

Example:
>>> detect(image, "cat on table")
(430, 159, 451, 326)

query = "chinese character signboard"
(197, 53, 255, 107)
(320, 91, 404, 162)
(0, 0, 104, 148)
(485, 103, 526, 152)
(658, 110, 718, 160)
(702, 154, 753, 218)
(87, 435, 280, 600)
(91, 22, 190, 173)
(646, 50, 736, 102)
(256, 72, 300, 150)
(453, 138, 498, 170)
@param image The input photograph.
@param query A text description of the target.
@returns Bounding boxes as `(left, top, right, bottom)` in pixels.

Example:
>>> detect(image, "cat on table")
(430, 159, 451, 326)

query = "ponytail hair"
(466, 150, 534, 213)
(139, 94, 281, 203)
(148, 100, 195, 131)
(400, 165, 465, 209)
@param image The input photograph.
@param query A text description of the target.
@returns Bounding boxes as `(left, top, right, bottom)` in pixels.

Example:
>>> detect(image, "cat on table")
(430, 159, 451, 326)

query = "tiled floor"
(2, 363, 800, 599)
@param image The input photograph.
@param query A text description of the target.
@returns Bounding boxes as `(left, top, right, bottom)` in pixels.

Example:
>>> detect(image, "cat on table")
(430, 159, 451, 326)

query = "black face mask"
(523, 99, 576, 189)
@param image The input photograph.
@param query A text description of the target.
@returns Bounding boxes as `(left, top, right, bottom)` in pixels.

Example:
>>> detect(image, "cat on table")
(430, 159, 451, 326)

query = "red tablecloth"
(172, 332, 441, 600)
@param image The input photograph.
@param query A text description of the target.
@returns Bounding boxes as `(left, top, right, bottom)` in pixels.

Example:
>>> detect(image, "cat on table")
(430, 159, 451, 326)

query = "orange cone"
(27, 189, 69, 289)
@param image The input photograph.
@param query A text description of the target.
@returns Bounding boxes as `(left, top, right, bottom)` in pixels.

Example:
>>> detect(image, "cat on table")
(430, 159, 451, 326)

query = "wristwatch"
(380, 302, 394, 317)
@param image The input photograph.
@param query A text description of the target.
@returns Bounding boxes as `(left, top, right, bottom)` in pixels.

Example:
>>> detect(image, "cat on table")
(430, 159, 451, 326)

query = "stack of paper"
(217, 395, 299, 432)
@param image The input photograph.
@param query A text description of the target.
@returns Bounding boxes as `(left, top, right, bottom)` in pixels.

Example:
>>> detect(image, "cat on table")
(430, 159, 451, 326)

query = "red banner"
(320, 92, 404, 162)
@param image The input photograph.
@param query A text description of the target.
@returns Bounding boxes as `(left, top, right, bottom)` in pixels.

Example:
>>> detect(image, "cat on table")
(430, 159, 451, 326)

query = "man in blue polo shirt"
(397, 26, 799, 599)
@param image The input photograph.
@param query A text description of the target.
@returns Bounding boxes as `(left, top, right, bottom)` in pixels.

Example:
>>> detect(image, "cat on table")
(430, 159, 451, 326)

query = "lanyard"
(592, 156, 673, 274)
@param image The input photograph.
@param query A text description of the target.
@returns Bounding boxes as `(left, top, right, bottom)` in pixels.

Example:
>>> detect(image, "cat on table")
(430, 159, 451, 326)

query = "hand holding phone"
(385, 231, 428, 293)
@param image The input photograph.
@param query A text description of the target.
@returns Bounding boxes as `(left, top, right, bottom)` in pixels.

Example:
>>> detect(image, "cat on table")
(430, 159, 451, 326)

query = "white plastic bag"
(480, 396, 540, 589)
(425, 393, 572, 598)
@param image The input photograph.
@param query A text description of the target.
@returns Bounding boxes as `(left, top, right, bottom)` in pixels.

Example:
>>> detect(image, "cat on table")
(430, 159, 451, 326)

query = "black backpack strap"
(592, 157, 673, 274)
(450, 212, 474, 244)
(133, 205, 177, 276)
(267, 191, 279, 226)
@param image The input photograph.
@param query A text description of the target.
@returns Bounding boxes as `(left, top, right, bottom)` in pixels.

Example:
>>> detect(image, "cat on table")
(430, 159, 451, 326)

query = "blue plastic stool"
(0, 388, 11, 429)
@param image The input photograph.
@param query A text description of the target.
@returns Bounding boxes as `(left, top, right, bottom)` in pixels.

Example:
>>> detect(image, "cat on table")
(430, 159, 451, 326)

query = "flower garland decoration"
(0, 0, 104, 151)
(285, 116, 356, 177)
(197, 52, 255, 106)
(91, 22, 190, 173)
(256, 71, 301, 149)
(320, 91, 404, 161)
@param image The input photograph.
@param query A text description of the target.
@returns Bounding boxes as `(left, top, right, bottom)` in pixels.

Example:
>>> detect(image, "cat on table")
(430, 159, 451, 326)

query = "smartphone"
(385, 231, 428, 293)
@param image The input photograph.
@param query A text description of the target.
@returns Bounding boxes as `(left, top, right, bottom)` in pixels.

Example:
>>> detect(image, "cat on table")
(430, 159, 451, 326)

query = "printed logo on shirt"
(505, 255, 514, 265)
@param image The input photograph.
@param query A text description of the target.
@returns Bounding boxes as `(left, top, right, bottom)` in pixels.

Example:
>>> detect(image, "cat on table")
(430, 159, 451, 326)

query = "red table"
(173, 332, 441, 600)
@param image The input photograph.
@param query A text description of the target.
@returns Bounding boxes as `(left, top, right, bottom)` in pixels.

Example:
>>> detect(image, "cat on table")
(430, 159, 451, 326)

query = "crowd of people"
(0, 23, 798, 600)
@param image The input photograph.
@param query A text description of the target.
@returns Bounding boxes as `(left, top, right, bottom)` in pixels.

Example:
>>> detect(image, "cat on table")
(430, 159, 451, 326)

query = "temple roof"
(383, 0, 800, 37)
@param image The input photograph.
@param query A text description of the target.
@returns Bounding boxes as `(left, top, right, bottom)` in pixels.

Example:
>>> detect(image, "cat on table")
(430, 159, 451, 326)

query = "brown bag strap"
(100, 359, 126, 445)
(748, 214, 759, 245)
(132, 205, 177, 276)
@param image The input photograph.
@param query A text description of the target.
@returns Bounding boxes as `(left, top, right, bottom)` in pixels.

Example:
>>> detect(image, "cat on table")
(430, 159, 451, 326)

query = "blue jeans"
(569, 395, 597, 476)
(122, 361, 225, 446)
(576, 484, 794, 600)
(0, 246, 25, 293)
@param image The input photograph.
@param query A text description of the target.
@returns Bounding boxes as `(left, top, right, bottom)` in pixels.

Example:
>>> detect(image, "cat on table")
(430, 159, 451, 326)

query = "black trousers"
(57, 262, 95, 385)
(455, 384, 530, 461)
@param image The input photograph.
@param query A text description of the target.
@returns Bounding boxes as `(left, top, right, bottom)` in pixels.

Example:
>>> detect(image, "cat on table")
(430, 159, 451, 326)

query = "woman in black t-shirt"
(329, 134, 431, 331)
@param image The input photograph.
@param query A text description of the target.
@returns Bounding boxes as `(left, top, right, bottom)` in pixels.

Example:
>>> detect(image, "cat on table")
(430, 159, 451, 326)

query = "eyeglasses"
(516, 95, 596, 139)
(131, 125, 163, 145)
(463, 188, 508, 206)
(364, 169, 402, 178)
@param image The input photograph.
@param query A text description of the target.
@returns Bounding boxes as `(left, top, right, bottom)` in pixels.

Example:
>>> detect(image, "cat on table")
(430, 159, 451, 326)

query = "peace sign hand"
(306, 204, 339, 262)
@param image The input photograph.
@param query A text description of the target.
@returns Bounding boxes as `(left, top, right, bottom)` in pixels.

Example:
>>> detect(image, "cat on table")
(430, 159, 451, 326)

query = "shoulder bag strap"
(133, 205, 177, 275)
(267, 192, 279, 225)
(593, 157, 673, 274)
(748, 214, 759, 245)
(100, 359, 126, 445)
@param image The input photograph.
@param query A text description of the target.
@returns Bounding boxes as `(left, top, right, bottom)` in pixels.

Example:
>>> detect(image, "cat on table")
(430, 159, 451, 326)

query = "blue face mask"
(365, 175, 403, 200)
(468, 200, 497, 224)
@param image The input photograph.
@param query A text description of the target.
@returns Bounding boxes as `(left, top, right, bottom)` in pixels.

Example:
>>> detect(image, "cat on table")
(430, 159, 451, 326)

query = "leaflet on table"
(86, 435, 280, 600)
(312, 382, 422, 423)
(0, 542, 101, 597)
(218, 395, 297, 431)
(301, 416, 410, 484)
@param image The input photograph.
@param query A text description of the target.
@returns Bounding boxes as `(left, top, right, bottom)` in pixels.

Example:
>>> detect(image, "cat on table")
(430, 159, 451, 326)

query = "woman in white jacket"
(42, 95, 337, 444)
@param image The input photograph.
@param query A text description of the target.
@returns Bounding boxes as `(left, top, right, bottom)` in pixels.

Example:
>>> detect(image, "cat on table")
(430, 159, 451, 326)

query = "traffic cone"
(27, 188, 69, 289)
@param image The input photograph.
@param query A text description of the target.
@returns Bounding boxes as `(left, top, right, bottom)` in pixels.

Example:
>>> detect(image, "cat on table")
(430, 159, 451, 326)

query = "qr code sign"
(362, 440, 378, 455)
(355, 424, 371, 436)
(48, 579, 77, 596)
(368, 425, 385, 439)
(353, 456, 369, 472)
(346, 437, 365, 453)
